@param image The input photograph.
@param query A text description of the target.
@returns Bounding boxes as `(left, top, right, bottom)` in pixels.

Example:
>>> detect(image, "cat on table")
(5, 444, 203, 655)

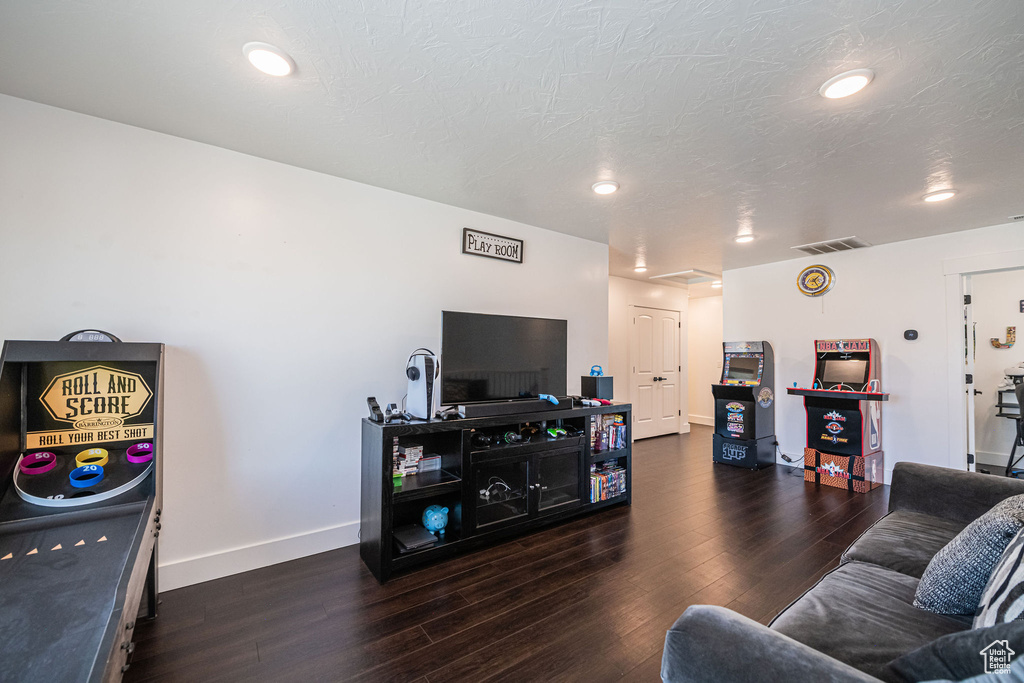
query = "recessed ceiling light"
(819, 69, 874, 99)
(735, 234, 755, 244)
(711, 281, 722, 288)
(634, 266, 647, 273)
(923, 189, 957, 203)
(592, 181, 619, 195)
(243, 42, 295, 77)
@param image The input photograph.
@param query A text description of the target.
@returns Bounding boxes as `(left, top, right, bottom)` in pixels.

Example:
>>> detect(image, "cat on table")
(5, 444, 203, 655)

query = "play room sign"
(462, 228, 523, 264)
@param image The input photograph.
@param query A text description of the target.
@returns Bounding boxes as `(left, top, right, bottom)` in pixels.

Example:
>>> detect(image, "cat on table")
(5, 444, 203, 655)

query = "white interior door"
(630, 306, 680, 439)
(964, 275, 976, 472)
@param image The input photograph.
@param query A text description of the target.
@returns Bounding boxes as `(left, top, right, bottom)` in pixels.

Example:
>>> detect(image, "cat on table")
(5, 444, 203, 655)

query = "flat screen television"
(441, 311, 567, 404)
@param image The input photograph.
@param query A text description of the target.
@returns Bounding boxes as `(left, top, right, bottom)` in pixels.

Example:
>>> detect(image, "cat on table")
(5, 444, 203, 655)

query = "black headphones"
(406, 348, 439, 381)
(502, 431, 527, 444)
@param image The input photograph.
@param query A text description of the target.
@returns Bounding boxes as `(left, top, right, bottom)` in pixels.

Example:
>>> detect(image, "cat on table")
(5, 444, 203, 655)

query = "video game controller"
(539, 394, 559, 405)
(384, 404, 411, 423)
(546, 427, 567, 437)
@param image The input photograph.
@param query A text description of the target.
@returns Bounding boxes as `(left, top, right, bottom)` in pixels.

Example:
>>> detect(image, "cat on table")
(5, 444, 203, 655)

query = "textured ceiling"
(1, 1, 1022, 282)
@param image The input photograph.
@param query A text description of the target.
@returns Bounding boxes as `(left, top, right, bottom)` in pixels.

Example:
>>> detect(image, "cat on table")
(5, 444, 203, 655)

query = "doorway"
(943, 249, 1024, 472)
(630, 306, 681, 439)
(966, 268, 1024, 474)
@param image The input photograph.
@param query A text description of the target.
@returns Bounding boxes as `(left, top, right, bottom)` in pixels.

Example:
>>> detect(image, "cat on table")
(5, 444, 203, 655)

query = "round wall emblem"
(797, 265, 835, 297)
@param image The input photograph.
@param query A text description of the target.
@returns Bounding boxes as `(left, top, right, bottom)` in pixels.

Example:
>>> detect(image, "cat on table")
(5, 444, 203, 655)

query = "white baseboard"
(977, 449, 1010, 467)
(158, 521, 360, 591)
(689, 414, 714, 427)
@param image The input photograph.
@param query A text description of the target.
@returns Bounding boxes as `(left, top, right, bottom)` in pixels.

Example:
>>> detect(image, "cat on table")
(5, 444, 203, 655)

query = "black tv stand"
(360, 402, 632, 582)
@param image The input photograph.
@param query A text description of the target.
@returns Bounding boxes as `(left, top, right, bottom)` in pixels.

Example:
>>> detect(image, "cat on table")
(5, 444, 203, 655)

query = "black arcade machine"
(711, 341, 776, 469)
(787, 338, 888, 493)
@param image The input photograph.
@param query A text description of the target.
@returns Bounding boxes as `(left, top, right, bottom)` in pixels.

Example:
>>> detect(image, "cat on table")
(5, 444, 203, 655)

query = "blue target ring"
(69, 464, 104, 488)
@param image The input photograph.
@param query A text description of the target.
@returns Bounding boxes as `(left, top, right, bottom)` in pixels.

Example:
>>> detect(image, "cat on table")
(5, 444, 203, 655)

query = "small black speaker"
(904, 330, 918, 341)
(581, 375, 613, 400)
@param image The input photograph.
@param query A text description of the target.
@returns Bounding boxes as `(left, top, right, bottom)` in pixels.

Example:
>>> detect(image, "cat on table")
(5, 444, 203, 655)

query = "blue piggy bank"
(422, 505, 449, 537)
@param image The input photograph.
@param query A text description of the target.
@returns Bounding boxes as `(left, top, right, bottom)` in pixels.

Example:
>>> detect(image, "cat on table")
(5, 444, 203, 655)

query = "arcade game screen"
(726, 357, 761, 381)
(820, 359, 869, 388)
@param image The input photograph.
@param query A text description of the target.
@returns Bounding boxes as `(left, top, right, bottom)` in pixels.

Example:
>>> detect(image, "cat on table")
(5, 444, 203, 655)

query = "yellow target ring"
(75, 448, 109, 468)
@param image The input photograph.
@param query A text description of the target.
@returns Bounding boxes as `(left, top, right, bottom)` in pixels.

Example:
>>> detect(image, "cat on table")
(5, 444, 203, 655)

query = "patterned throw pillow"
(915, 494, 1024, 615)
(975, 528, 1024, 627)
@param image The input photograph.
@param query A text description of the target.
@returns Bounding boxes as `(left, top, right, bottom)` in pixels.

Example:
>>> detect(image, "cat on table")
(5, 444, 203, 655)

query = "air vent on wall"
(790, 236, 871, 256)
(648, 269, 720, 287)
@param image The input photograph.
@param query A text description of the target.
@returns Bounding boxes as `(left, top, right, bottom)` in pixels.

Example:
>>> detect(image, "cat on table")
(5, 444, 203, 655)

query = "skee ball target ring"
(18, 451, 57, 475)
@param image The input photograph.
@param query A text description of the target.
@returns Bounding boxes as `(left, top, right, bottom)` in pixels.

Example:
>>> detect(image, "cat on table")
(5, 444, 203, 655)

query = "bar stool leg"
(1007, 419, 1024, 477)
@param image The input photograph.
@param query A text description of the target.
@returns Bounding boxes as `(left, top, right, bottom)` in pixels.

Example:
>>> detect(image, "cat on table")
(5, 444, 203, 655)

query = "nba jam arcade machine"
(787, 338, 888, 492)
(0, 331, 164, 681)
(711, 341, 776, 469)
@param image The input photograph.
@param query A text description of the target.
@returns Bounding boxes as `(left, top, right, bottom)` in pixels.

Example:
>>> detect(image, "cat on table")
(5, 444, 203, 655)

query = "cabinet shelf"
(591, 448, 628, 463)
(392, 469, 461, 501)
(476, 493, 527, 510)
(470, 434, 585, 458)
(588, 492, 628, 510)
(393, 532, 459, 556)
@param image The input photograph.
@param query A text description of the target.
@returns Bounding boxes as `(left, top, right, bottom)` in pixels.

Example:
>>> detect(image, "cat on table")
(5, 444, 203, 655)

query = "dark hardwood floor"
(126, 425, 889, 682)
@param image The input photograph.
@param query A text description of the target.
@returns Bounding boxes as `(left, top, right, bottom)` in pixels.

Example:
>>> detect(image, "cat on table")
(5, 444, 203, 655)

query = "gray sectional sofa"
(662, 462, 1024, 682)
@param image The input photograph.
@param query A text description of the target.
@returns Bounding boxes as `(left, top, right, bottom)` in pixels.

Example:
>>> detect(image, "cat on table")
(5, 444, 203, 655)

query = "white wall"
(724, 222, 1024, 481)
(608, 276, 689, 433)
(0, 94, 609, 589)
(972, 269, 1024, 467)
(687, 296, 723, 426)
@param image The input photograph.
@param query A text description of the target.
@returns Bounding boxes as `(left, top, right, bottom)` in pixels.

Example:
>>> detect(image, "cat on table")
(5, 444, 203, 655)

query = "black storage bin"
(581, 375, 613, 400)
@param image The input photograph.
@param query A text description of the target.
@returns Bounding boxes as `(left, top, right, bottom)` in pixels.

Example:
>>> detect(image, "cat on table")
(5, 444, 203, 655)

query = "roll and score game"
(15, 361, 157, 506)
(0, 336, 164, 682)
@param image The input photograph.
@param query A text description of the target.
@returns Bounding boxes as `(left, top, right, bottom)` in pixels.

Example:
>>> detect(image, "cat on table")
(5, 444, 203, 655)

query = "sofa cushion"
(915, 494, 1024, 615)
(843, 510, 967, 579)
(885, 621, 1024, 682)
(770, 562, 968, 681)
(976, 528, 1024, 628)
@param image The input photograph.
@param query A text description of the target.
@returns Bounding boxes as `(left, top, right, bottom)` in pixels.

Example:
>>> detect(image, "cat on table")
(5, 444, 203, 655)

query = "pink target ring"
(20, 451, 57, 475)
(126, 442, 154, 464)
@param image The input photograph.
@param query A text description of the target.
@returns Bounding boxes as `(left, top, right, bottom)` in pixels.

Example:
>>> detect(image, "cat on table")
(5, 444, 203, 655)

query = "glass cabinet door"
(537, 448, 581, 513)
(473, 459, 529, 528)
